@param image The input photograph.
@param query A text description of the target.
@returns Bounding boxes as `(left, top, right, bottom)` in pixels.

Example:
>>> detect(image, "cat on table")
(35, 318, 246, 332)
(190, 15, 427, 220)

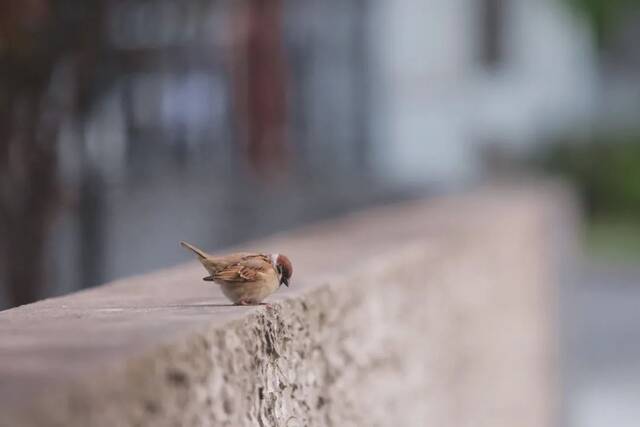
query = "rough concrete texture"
(0, 184, 571, 427)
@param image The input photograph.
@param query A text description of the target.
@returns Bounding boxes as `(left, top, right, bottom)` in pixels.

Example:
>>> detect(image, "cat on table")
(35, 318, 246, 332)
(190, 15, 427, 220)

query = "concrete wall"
(0, 184, 571, 426)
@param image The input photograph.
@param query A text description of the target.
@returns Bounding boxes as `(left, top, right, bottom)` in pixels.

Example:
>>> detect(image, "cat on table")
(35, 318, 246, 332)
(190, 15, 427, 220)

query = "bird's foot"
(235, 299, 251, 306)
(261, 302, 275, 311)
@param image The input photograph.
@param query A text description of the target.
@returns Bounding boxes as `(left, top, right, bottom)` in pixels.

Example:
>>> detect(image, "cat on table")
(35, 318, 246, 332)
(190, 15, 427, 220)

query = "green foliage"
(537, 132, 640, 261)
(561, 0, 640, 47)
(537, 133, 640, 218)
(586, 216, 640, 261)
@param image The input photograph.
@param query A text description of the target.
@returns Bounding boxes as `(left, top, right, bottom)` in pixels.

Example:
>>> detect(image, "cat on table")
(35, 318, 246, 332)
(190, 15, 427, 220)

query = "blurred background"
(0, 0, 639, 425)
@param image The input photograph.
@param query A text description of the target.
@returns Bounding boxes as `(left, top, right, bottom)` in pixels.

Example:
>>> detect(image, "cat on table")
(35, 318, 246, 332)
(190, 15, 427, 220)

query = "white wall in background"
(369, 0, 478, 186)
(470, 0, 597, 147)
(370, 0, 597, 186)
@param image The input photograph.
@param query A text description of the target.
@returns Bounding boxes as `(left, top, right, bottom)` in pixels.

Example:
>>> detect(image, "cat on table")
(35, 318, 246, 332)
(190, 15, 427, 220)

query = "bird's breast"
(219, 272, 279, 304)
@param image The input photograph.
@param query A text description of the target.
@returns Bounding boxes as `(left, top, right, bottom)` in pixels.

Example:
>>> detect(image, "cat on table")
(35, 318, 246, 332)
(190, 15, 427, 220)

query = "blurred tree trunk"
(0, 92, 59, 305)
(0, 1, 61, 305)
(0, 0, 106, 307)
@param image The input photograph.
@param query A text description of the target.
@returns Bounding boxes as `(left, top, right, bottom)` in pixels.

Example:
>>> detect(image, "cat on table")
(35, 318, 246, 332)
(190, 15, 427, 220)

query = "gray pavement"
(562, 262, 640, 427)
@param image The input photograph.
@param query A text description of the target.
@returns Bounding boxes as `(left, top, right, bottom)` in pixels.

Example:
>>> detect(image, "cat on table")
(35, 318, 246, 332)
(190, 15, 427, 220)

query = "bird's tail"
(180, 241, 209, 259)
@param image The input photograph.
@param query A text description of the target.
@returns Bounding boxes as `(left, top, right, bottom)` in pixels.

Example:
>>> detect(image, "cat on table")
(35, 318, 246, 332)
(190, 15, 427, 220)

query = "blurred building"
(45, 0, 377, 301)
(0, 0, 598, 307)
(369, 0, 597, 185)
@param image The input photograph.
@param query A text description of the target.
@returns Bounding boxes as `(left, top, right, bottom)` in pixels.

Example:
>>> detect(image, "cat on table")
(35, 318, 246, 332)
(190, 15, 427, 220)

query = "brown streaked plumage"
(180, 241, 293, 305)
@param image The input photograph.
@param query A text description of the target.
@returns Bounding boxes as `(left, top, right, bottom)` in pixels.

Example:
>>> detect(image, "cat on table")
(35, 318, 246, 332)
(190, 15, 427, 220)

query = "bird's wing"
(199, 252, 252, 272)
(213, 255, 271, 283)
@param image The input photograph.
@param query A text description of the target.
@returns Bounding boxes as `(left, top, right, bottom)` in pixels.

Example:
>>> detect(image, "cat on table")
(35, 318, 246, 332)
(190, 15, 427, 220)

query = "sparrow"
(179, 241, 293, 306)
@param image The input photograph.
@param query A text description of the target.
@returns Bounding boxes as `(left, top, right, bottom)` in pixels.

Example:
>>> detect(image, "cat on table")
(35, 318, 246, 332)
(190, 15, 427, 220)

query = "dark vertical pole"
(78, 162, 106, 289)
(230, 0, 289, 180)
(480, 0, 505, 69)
(352, 0, 371, 175)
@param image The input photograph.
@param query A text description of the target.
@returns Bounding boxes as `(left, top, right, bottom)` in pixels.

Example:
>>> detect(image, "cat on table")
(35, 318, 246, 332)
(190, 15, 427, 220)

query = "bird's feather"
(213, 255, 271, 283)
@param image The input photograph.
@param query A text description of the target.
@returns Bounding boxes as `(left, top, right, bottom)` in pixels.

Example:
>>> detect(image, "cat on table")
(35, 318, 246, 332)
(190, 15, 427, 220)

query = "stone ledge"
(0, 183, 571, 426)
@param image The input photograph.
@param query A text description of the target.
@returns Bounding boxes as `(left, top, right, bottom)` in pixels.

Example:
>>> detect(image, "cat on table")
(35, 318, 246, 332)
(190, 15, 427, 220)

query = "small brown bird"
(180, 241, 293, 305)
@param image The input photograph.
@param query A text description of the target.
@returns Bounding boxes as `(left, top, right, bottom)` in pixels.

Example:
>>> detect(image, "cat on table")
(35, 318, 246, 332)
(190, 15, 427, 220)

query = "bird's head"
(272, 254, 293, 287)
